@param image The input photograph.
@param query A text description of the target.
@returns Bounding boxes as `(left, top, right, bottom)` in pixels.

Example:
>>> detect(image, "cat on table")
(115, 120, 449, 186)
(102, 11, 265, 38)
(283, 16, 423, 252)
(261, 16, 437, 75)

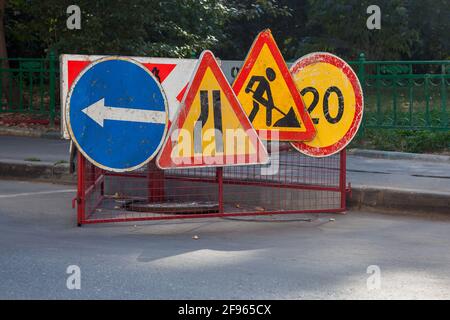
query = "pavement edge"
(0, 159, 74, 184)
(348, 186, 450, 214)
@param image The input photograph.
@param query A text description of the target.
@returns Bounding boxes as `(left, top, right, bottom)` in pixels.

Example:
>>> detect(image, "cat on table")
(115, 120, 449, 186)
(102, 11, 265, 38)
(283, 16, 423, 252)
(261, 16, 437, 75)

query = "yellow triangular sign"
(232, 29, 316, 141)
(157, 50, 269, 169)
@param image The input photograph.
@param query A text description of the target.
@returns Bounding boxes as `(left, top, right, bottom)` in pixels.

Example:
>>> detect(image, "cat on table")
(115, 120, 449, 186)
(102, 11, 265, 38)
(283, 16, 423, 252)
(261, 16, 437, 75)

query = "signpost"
(290, 52, 364, 157)
(157, 51, 268, 169)
(66, 57, 168, 172)
(232, 29, 316, 141)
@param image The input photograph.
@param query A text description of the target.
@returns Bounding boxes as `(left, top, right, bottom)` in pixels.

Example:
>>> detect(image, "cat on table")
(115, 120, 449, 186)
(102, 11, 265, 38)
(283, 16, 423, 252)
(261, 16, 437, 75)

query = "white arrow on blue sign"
(66, 57, 168, 172)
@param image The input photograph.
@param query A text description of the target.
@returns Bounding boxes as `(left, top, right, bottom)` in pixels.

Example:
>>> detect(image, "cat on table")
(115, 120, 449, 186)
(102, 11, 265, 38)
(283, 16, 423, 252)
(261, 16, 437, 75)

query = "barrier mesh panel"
(76, 146, 347, 225)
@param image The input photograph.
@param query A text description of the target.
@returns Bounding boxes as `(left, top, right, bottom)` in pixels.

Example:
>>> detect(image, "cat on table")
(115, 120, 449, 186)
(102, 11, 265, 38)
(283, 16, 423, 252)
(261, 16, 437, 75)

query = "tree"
(0, 0, 7, 62)
(215, 0, 292, 59)
(1, 0, 21, 108)
(407, 0, 449, 60)
(5, 0, 231, 58)
(292, 0, 420, 60)
(1, 0, 448, 61)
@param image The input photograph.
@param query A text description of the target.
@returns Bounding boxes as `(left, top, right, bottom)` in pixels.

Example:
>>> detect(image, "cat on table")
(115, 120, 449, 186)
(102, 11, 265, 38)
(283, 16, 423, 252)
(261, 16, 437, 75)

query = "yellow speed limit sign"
(290, 52, 363, 157)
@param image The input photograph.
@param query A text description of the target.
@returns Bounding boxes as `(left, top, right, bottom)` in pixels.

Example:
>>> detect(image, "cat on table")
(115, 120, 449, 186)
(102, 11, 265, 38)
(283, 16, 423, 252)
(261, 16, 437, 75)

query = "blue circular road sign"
(66, 57, 168, 172)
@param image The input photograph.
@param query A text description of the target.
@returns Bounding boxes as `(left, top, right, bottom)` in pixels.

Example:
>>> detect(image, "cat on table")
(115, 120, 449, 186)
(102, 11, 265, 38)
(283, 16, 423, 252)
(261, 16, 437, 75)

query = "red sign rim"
(232, 29, 316, 142)
(290, 52, 364, 157)
(156, 50, 268, 169)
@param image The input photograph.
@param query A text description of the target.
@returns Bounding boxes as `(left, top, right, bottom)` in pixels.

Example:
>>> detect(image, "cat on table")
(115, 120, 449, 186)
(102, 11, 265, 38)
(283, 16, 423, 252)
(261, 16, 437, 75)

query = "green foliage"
(297, 0, 420, 60)
(5, 0, 231, 58)
(407, 0, 449, 60)
(4, 0, 449, 60)
(215, 0, 292, 59)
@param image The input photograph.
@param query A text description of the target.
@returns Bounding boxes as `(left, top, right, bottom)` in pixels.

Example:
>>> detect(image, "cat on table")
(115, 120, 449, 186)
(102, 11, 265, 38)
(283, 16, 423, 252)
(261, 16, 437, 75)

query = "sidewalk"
(345, 153, 450, 214)
(0, 135, 449, 213)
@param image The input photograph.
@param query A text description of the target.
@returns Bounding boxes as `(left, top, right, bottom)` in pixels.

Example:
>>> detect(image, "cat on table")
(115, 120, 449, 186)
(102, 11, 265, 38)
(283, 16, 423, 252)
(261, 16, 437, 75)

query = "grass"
(350, 128, 450, 154)
(24, 157, 41, 162)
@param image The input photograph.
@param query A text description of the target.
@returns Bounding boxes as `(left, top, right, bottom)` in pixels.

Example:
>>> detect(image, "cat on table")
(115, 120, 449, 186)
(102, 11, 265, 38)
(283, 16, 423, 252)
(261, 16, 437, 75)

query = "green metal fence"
(349, 53, 449, 131)
(0, 51, 58, 124)
(0, 52, 448, 132)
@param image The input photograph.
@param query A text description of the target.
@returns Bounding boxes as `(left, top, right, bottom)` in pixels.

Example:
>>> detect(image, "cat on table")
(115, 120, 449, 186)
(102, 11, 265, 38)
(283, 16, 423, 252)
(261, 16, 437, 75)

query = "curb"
(0, 159, 74, 184)
(347, 148, 450, 163)
(0, 160, 448, 215)
(348, 185, 450, 214)
(0, 127, 61, 140)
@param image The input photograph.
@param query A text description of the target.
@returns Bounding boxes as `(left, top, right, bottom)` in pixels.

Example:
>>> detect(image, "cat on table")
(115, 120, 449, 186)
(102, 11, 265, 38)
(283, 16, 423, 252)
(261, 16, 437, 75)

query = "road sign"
(290, 52, 364, 157)
(232, 29, 316, 141)
(66, 57, 168, 172)
(60, 54, 197, 139)
(220, 60, 243, 83)
(157, 50, 268, 169)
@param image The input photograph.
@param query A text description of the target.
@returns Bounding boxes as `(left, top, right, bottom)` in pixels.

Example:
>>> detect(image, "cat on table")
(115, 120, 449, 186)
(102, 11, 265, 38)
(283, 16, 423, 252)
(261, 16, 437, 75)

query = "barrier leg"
(217, 167, 224, 214)
(77, 152, 86, 226)
(147, 161, 165, 202)
(339, 149, 347, 211)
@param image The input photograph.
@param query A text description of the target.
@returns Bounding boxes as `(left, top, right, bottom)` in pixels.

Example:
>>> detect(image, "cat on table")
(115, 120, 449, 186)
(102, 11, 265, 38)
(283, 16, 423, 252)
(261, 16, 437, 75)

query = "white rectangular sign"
(60, 55, 288, 139)
(60, 54, 198, 139)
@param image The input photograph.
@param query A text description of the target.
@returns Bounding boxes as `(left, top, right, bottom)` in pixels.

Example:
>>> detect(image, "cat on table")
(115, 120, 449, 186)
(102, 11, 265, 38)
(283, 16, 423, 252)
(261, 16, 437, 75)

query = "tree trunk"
(0, 0, 21, 111)
(0, 0, 9, 97)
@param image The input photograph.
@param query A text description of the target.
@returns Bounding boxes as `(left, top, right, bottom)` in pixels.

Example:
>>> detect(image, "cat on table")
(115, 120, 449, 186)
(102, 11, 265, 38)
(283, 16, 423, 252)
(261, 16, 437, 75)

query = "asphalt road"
(0, 179, 449, 299)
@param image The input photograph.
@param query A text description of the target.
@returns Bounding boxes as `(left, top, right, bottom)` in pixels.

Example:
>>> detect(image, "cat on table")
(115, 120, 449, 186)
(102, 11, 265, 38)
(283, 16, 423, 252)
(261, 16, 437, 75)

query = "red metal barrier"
(75, 146, 349, 225)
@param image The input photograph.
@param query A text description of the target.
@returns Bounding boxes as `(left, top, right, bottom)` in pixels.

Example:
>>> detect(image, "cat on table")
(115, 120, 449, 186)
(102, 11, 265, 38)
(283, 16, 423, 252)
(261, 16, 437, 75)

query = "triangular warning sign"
(157, 50, 269, 169)
(232, 29, 316, 141)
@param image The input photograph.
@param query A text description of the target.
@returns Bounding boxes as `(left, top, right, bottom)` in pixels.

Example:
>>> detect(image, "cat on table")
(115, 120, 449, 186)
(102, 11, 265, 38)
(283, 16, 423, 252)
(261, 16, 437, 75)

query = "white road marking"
(0, 189, 75, 199)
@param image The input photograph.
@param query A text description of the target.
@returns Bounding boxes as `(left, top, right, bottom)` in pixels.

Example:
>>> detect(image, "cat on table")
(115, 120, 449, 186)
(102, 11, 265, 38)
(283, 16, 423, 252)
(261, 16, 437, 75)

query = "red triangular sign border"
(232, 29, 316, 142)
(157, 50, 269, 169)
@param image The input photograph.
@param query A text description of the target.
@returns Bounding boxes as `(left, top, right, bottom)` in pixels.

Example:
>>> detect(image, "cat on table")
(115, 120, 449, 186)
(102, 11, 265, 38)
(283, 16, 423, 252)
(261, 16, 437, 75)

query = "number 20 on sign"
(290, 52, 364, 157)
